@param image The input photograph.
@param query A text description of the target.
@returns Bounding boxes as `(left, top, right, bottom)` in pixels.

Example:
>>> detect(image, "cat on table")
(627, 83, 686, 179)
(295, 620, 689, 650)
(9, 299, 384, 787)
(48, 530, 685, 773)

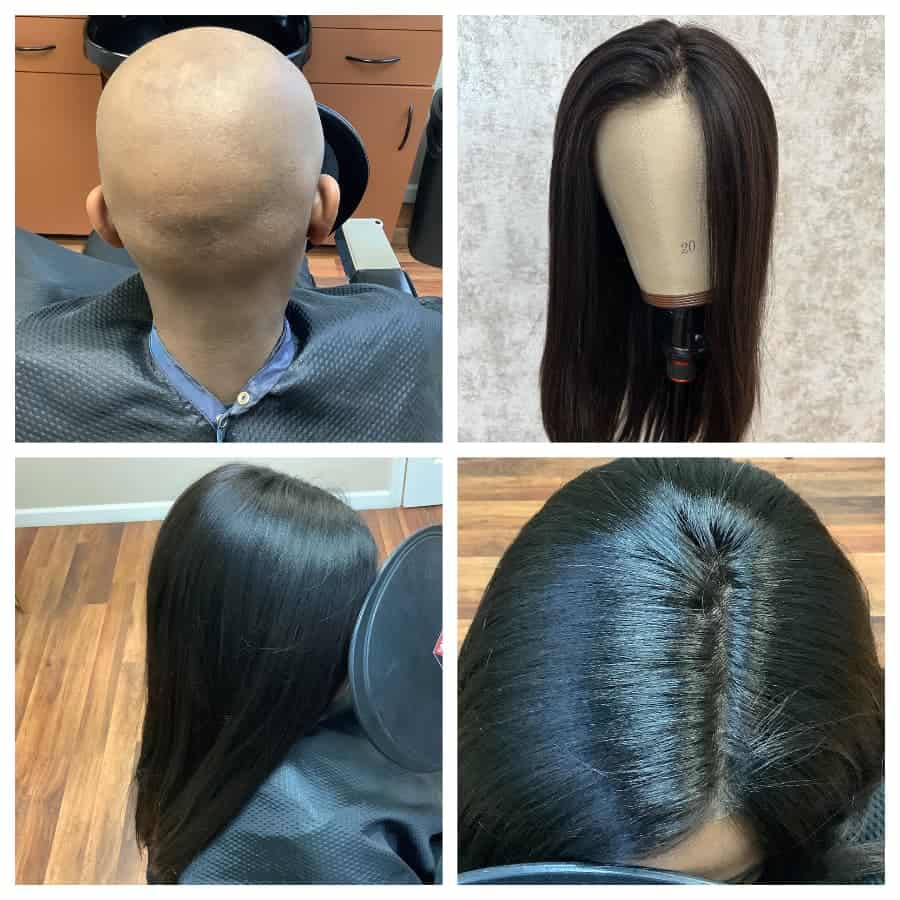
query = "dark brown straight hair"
(541, 19, 778, 442)
(135, 464, 377, 882)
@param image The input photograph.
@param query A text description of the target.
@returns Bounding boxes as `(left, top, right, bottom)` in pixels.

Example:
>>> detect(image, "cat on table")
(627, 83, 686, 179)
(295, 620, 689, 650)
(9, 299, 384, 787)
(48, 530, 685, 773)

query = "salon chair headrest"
(317, 102, 369, 233)
(84, 17, 369, 231)
(349, 524, 442, 773)
(457, 863, 714, 884)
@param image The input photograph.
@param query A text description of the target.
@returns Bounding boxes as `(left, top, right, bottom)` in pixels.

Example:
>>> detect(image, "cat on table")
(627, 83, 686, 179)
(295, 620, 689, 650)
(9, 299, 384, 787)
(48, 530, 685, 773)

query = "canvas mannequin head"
(593, 84, 711, 303)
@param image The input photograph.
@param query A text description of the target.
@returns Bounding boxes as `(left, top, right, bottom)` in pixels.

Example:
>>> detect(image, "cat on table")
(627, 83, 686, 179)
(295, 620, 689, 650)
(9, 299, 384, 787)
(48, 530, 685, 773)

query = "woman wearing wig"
(541, 20, 778, 441)
(458, 459, 883, 883)
(135, 464, 441, 884)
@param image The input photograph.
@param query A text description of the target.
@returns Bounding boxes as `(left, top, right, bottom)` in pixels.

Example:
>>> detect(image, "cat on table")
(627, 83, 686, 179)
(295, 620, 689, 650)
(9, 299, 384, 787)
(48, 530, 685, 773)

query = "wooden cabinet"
(314, 83, 433, 236)
(14, 15, 441, 240)
(14, 16, 98, 75)
(15, 16, 101, 234)
(311, 16, 442, 31)
(304, 28, 442, 86)
(308, 16, 441, 241)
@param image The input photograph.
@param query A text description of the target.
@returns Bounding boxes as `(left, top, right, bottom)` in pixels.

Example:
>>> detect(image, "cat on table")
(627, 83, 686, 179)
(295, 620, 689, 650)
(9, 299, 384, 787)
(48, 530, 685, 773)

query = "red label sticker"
(433, 632, 443, 668)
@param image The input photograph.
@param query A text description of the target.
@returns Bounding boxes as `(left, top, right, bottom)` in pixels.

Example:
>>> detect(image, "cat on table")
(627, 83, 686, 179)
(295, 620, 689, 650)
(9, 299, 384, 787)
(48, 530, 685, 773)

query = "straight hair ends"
(541, 19, 778, 442)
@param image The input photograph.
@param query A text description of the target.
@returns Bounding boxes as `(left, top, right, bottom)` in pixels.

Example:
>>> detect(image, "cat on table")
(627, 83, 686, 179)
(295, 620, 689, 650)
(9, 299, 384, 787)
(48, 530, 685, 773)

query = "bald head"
(92, 27, 329, 289)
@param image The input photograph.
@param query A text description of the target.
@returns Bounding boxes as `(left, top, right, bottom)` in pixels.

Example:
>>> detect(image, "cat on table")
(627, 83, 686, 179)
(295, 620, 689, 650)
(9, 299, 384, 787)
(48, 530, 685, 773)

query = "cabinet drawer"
(15, 16, 96, 76)
(312, 83, 433, 240)
(312, 16, 441, 31)
(16, 71, 101, 234)
(306, 28, 441, 86)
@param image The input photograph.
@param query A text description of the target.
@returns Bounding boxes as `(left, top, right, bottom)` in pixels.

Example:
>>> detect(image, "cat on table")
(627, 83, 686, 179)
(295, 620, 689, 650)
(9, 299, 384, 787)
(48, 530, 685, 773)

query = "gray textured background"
(458, 16, 884, 442)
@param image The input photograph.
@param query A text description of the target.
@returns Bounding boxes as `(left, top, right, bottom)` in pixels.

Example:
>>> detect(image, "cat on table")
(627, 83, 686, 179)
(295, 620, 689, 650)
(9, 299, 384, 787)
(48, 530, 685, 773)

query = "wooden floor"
(458, 458, 884, 665)
(15, 504, 442, 885)
(50, 204, 442, 297)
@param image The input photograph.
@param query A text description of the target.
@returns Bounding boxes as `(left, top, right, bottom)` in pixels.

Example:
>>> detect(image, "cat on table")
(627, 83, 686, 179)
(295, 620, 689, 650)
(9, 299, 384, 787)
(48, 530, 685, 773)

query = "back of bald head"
(95, 27, 323, 288)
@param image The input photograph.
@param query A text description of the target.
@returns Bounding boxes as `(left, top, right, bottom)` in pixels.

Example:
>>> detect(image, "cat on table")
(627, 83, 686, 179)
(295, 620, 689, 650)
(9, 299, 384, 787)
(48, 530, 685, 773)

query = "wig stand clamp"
(661, 307, 707, 441)
(665, 307, 706, 385)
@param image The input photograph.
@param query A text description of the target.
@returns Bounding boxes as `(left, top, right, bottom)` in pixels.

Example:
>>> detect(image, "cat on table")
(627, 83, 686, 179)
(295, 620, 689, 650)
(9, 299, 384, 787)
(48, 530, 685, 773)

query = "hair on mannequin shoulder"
(541, 19, 778, 441)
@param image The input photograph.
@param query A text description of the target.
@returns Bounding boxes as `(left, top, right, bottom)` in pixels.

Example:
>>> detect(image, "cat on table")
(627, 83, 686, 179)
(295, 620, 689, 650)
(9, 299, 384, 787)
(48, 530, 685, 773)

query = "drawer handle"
(398, 104, 413, 151)
(15, 44, 57, 52)
(345, 54, 401, 64)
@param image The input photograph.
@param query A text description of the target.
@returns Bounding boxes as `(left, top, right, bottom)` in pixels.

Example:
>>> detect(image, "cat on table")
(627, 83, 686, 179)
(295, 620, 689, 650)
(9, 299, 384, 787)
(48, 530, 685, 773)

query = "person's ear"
(307, 174, 340, 246)
(86, 185, 124, 248)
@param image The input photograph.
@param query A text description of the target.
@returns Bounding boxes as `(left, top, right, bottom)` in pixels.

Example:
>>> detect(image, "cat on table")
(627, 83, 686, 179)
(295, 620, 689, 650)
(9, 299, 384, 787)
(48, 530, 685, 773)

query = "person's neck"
(148, 281, 288, 406)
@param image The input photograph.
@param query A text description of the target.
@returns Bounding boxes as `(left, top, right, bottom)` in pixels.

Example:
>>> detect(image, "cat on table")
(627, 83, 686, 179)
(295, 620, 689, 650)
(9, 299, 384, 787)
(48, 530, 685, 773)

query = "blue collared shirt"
(149, 318, 296, 442)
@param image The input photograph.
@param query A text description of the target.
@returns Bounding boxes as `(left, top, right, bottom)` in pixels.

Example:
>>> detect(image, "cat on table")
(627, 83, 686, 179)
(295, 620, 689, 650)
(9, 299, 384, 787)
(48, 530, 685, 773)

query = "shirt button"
(236, 391, 251, 407)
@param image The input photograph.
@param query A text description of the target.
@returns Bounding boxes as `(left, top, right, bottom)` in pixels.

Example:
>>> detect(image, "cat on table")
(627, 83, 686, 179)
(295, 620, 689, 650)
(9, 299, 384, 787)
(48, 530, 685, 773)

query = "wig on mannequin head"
(135, 463, 378, 883)
(541, 19, 778, 442)
(458, 459, 883, 883)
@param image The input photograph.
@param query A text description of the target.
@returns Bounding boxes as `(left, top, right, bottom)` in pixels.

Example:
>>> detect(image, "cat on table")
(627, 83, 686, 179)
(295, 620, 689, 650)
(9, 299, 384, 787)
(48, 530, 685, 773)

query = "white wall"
(15, 457, 404, 526)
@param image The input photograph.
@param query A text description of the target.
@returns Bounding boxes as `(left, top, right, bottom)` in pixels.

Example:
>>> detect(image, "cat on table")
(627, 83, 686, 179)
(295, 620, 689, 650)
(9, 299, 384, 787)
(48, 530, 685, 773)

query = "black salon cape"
(168, 701, 442, 885)
(15, 228, 442, 442)
(844, 780, 885, 884)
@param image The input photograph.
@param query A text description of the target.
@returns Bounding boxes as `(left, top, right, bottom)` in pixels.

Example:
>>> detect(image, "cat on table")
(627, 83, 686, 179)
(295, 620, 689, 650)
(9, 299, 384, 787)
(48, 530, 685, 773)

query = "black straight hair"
(458, 459, 883, 883)
(135, 463, 378, 883)
(541, 20, 778, 441)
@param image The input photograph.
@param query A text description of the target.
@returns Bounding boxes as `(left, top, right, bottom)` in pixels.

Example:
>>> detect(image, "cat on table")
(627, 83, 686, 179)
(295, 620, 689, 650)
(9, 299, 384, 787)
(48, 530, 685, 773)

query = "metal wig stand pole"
(669, 382, 686, 442)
